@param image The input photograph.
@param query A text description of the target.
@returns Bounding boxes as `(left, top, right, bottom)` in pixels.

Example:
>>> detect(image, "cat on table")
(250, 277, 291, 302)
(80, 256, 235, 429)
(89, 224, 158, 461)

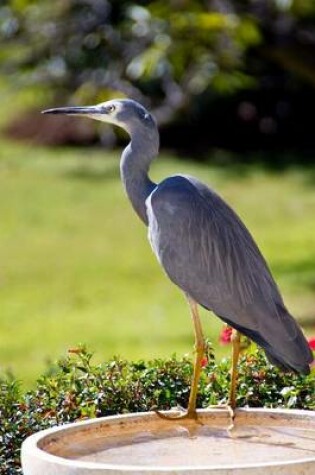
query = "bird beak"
(41, 105, 103, 116)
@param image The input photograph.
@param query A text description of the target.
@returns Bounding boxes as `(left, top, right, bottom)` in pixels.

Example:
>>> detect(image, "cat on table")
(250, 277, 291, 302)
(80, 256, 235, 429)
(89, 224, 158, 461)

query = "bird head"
(42, 99, 156, 135)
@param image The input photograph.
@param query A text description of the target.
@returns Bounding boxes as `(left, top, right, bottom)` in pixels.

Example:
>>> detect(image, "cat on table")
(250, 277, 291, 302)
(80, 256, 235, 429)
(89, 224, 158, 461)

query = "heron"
(42, 99, 313, 420)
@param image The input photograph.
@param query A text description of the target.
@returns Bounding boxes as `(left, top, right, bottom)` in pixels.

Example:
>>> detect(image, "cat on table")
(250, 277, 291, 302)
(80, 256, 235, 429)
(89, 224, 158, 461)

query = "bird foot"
(208, 404, 235, 430)
(154, 408, 197, 421)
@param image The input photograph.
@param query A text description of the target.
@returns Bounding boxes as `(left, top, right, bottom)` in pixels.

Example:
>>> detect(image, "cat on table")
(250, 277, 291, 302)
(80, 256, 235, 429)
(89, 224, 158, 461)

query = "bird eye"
(107, 105, 116, 113)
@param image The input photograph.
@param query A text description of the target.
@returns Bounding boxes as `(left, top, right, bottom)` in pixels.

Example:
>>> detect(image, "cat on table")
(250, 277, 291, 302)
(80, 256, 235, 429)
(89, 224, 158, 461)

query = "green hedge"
(1, 346, 314, 475)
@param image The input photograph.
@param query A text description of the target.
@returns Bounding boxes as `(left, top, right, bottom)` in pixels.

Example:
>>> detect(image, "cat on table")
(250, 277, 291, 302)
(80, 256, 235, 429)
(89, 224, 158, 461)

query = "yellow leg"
(229, 329, 241, 410)
(156, 296, 205, 420)
(208, 328, 241, 429)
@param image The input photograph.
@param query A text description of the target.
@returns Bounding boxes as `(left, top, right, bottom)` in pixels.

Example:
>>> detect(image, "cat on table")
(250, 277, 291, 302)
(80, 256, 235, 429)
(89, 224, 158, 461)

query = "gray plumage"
(43, 99, 313, 374)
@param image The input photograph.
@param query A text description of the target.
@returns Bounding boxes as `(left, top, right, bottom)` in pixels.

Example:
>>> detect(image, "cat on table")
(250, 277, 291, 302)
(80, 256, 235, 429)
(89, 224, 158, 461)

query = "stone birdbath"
(21, 408, 315, 474)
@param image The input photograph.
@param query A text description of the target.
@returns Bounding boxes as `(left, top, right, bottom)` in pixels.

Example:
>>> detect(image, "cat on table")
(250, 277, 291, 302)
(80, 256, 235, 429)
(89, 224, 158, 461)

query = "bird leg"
(207, 329, 241, 429)
(155, 296, 205, 420)
(212, 329, 241, 430)
(229, 329, 241, 411)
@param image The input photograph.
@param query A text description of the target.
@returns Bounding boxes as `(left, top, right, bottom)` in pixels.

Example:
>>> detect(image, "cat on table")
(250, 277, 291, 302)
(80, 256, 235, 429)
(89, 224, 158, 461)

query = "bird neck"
(120, 127, 159, 225)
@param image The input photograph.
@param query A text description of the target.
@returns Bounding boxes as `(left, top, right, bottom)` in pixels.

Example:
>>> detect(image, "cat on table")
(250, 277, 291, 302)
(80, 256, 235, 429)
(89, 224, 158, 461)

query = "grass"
(0, 138, 314, 387)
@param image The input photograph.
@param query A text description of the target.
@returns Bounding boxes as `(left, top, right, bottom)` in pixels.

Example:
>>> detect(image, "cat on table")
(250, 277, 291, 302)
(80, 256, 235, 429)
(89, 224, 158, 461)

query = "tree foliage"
(0, 1, 261, 118)
(1, 1, 315, 150)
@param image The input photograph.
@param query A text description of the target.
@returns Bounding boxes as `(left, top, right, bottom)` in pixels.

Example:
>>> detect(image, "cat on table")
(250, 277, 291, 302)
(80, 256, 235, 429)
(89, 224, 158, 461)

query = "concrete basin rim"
(21, 407, 315, 472)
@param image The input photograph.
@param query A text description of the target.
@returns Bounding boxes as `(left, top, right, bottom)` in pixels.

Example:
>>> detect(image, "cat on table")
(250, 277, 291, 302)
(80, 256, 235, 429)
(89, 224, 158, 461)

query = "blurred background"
(0, 0, 314, 387)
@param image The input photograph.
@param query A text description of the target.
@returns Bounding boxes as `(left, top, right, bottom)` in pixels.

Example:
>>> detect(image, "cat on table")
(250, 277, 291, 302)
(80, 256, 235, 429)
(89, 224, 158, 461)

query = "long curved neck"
(120, 126, 159, 225)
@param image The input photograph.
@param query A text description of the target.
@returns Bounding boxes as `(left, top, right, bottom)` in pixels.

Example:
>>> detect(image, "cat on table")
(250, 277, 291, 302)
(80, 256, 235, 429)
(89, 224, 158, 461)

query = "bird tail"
(220, 305, 313, 375)
(262, 304, 313, 375)
(264, 349, 311, 374)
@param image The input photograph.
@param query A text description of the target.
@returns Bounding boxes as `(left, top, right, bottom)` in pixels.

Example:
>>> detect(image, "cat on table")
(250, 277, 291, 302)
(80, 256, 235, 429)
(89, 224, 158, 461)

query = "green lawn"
(0, 138, 314, 387)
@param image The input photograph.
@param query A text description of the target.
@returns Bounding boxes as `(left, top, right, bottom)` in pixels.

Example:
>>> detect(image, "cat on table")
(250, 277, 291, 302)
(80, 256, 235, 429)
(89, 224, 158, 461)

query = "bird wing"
(146, 175, 312, 373)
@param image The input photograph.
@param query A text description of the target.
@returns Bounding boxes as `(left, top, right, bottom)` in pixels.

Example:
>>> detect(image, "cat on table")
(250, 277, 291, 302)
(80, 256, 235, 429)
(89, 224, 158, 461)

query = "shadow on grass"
(174, 148, 315, 184)
(53, 144, 315, 185)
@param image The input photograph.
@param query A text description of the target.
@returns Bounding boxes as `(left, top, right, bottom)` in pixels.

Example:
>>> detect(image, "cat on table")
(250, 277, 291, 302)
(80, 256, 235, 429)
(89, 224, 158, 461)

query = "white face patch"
(94, 101, 122, 126)
(85, 113, 120, 126)
(88, 101, 123, 127)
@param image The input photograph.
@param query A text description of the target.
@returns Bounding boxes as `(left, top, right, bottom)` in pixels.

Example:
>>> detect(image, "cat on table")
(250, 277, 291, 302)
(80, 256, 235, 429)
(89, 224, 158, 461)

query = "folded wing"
(146, 175, 312, 374)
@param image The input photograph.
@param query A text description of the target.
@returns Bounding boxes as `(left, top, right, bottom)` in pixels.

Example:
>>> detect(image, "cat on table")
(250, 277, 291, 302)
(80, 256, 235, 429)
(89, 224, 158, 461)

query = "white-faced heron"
(43, 99, 313, 420)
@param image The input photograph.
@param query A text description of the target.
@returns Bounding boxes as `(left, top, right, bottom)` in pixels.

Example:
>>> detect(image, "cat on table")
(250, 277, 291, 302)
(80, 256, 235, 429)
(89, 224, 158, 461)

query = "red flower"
(308, 337, 315, 351)
(219, 326, 233, 345)
(200, 356, 208, 368)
